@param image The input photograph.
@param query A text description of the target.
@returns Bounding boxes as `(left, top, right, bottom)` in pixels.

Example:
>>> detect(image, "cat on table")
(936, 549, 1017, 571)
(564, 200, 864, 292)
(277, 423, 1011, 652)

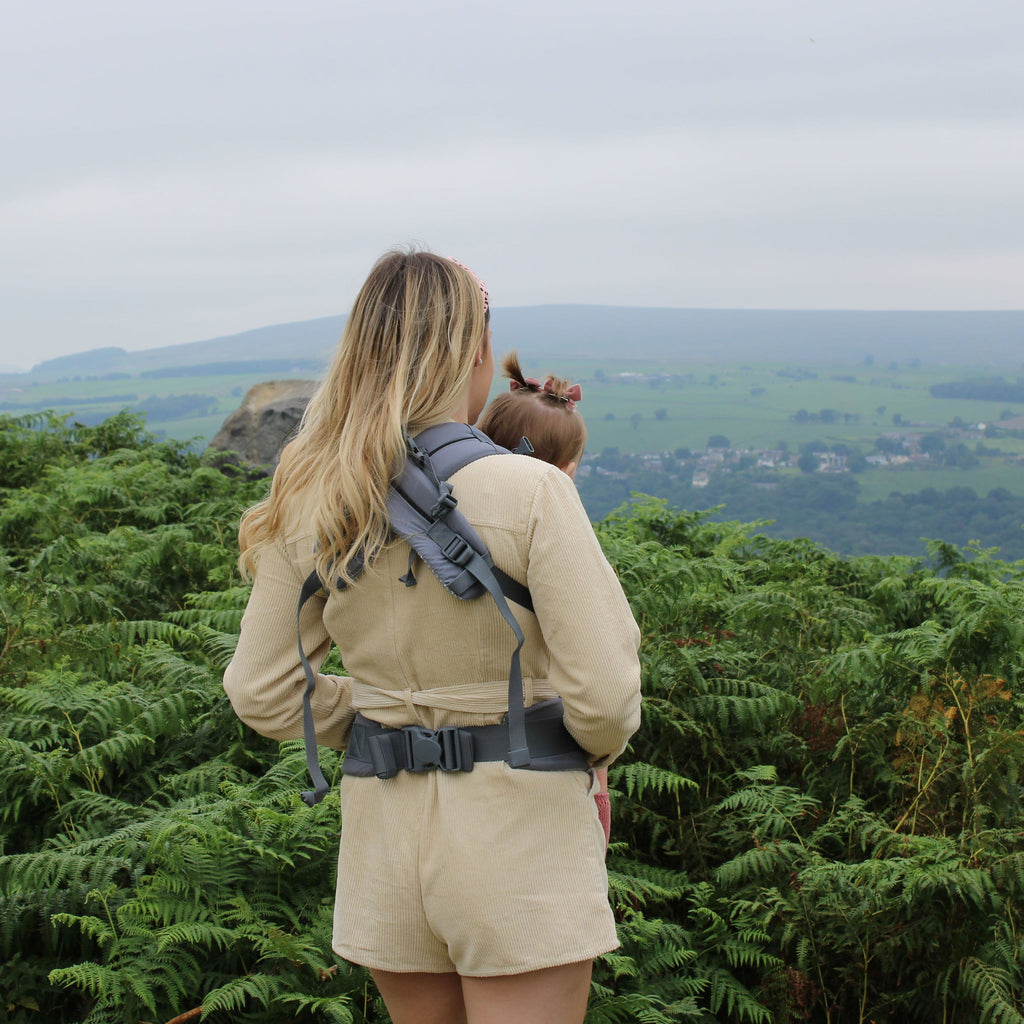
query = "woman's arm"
(223, 537, 355, 749)
(525, 470, 642, 764)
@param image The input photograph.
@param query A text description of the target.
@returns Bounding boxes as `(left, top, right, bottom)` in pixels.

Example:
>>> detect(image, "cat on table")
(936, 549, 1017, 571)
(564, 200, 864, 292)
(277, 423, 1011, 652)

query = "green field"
(851, 461, 1024, 502)
(554, 359, 1021, 450)
(0, 369, 317, 448)
(5, 356, 1024, 495)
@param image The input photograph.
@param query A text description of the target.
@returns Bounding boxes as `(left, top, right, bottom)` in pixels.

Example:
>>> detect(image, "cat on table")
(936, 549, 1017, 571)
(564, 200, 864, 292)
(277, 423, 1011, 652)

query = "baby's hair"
(477, 351, 587, 469)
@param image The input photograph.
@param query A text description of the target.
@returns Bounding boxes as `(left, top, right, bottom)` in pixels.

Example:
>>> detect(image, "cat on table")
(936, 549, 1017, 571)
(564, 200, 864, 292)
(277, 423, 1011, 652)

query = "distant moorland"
(3, 306, 1023, 559)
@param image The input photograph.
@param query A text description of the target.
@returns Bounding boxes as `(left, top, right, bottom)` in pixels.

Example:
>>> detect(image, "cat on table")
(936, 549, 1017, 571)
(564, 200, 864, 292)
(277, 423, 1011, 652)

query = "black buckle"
(438, 727, 474, 773)
(405, 436, 428, 467)
(401, 726, 473, 773)
(403, 726, 442, 771)
(429, 483, 458, 520)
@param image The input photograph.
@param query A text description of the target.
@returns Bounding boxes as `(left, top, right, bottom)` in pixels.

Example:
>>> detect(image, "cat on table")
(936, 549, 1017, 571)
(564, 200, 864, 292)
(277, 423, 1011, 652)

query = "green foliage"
(593, 496, 1024, 1023)
(3, 418, 1024, 1023)
(579, 463, 1024, 562)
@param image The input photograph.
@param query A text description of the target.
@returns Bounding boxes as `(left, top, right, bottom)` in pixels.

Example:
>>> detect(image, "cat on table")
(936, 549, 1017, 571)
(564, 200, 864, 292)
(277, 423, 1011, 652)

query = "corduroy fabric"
(224, 450, 642, 975)
(333, 766, 613, 975)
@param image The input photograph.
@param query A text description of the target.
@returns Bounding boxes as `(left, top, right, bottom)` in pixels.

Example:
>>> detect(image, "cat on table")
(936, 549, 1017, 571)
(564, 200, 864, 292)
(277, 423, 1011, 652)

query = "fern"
(954, 957, 1024, 1024)
(7, 418, 1024, 1023)
(612, 761, 699, 800)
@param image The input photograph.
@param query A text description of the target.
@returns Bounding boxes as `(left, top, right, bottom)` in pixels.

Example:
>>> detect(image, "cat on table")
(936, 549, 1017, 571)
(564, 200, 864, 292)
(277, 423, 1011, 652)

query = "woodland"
(577, 461, 1024, 562)
(2, 410, 1024, 1024)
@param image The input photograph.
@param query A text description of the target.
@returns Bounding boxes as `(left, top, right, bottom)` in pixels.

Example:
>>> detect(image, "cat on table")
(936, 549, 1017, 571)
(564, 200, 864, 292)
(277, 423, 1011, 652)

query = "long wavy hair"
(238, 249, 489, 584)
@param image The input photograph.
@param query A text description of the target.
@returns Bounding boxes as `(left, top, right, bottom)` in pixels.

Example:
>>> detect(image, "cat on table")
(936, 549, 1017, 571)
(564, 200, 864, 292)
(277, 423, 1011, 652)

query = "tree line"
(578, 458, 1024, 562)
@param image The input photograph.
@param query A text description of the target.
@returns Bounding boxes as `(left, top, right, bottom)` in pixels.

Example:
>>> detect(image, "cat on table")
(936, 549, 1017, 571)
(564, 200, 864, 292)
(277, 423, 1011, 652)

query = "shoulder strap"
(394, 424, 533, 611)
(298, 423, 534, 804)
(298, 570, 331, 804)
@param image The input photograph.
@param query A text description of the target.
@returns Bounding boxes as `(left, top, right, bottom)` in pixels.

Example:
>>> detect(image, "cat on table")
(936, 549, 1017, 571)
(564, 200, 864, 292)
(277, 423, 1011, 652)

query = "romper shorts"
(332, 762, 618, 976)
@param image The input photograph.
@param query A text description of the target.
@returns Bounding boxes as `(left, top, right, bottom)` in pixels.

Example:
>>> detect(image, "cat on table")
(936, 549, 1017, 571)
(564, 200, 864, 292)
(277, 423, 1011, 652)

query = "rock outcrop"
(206, 379, 317, 472)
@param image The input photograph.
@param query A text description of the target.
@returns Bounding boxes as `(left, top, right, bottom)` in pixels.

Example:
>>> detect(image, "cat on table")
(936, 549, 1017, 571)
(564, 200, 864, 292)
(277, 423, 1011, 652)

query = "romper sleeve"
(525, 469, 642, 765)
(223, 537, 355, 750)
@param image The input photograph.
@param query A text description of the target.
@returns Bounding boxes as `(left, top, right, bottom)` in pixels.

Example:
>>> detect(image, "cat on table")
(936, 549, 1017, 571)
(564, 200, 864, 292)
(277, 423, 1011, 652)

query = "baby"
(478, 352, 612, 848)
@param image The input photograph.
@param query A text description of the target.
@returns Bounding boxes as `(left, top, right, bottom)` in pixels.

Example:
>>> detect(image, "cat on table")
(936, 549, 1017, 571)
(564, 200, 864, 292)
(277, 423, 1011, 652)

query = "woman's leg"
(461, 960, 594, 1024)
(369, 970, 467, 1024)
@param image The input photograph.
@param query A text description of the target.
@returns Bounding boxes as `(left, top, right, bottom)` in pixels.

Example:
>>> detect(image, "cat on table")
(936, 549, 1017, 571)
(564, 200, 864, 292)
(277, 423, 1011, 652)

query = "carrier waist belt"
(342, 697, 590, 779)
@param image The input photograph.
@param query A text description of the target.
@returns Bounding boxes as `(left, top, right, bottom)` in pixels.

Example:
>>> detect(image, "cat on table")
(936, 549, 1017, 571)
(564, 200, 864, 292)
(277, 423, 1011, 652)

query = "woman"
(224, 250, 642, 1024)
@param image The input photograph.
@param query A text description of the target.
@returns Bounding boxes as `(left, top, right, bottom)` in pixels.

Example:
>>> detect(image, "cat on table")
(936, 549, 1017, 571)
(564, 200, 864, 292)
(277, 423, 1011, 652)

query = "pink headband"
(509, 376, 583, 412)
(448, 257, 489, 313)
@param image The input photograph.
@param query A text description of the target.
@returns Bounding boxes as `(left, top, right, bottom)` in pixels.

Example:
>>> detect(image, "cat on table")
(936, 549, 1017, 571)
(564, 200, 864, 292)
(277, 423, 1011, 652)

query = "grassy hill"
(4, 307, 1024, 441)
(15, 306, 1024, 380)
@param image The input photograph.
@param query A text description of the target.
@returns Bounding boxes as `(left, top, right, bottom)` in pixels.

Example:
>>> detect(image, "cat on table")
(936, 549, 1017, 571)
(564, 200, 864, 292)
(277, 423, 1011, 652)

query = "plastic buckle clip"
(401, 725, 474, 773)
(403, 726, 443, 772)
(405, 437, 428, 467)
(437, 727, 474, 773)
(429, 483, 458, 520)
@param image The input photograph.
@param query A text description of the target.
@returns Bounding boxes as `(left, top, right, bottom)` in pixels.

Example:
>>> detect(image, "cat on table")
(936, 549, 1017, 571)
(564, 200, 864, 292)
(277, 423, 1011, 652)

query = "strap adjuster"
(441, 534, 473, 567)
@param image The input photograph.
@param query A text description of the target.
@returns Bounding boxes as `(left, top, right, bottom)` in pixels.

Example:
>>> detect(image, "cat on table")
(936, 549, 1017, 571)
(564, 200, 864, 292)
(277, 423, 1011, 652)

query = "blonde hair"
(238, 249, 489, 584)
(477, 352, 586, 469)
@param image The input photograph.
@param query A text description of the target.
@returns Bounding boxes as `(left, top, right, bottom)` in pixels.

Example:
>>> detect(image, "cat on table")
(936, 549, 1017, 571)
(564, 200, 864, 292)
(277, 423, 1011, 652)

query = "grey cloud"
(1, 0, 1022, 364)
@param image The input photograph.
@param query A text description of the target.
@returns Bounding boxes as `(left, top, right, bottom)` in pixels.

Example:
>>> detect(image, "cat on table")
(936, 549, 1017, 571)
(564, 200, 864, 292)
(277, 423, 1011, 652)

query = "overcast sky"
(2, 0, 1022, 369)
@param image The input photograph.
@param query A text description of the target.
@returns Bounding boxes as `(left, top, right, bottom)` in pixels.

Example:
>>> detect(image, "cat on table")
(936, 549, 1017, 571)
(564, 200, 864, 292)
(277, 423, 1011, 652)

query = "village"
(579, 414, 1024, 488)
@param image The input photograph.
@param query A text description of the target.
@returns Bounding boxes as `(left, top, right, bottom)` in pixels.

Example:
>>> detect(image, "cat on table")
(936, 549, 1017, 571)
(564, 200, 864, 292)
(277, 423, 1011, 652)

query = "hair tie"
(509, 376, 543, 393)
(542, 379, 583, 412)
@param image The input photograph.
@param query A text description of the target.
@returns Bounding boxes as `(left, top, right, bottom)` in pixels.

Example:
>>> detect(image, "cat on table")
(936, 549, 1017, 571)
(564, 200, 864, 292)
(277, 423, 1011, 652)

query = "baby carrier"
(297, 422, 588, 804)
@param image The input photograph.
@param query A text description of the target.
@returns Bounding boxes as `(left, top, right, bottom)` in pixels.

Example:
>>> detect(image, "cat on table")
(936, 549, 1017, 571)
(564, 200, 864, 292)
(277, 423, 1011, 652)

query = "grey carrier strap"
(297, 423, 542, 805)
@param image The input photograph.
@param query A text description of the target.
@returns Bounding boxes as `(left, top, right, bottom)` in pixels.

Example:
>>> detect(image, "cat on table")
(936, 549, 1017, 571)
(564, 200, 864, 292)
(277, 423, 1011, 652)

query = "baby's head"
(477, 352, 587, 475)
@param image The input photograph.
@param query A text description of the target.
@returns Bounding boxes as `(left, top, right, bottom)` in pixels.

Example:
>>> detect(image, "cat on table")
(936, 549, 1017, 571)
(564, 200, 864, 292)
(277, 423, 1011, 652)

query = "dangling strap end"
(300, 781, 330, 806)
(398, 549, 418, 587)
(507, 746, 531, 768)
(298, 569, 332, 805)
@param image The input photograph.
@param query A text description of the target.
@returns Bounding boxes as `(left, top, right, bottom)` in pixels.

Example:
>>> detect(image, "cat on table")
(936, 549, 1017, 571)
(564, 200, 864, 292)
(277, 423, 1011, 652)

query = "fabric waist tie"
(349, 678, 558, 718)
(342, 697, 590, 779)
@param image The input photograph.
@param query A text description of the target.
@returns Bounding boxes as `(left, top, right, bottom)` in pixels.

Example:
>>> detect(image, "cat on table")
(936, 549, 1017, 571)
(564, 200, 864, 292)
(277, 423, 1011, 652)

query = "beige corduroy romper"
(224, 451, 643, 976)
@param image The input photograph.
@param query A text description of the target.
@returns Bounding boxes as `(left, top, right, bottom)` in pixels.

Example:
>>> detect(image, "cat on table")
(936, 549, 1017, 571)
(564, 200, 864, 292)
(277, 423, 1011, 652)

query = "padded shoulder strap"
(389, 423, 519, 601)
(390, 423, 533, 763)
(412, 421, 508, 472)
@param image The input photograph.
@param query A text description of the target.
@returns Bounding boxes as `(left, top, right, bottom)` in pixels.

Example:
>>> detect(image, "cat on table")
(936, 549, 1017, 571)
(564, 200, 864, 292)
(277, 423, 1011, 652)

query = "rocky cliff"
(206, 379, 317, 472)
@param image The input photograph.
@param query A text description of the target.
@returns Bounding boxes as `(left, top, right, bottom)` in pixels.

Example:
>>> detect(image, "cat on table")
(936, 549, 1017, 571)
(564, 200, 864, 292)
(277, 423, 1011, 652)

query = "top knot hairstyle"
(477, 352, 587, 469)
(238, 248, 491, 585)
